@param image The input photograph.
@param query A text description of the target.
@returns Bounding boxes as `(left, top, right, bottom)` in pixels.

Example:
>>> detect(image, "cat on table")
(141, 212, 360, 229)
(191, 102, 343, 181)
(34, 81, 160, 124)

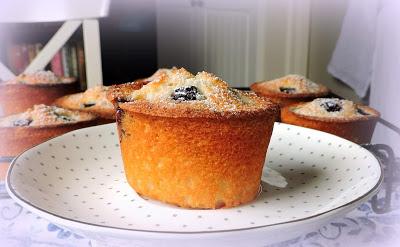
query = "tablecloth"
(1, 181, 399, 247)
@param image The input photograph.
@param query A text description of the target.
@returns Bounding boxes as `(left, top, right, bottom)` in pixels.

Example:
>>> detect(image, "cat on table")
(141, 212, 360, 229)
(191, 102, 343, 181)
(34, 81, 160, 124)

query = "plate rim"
(5, 123, 384, 235)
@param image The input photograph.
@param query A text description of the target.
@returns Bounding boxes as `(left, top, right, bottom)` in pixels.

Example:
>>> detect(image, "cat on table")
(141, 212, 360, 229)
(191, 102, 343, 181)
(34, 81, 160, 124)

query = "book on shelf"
(61, 45, 71, 77)
(34, 43, 43, 56)
(70, 44, 79, 79)
(7, 44, 29, 75)
(7, 44, 20, 74)
(76, 42, 86, 89)
(20, 44, 30, 73)
(27, 44, 36, 63)
(6, 42, 86, 82)
(50, 50, 63, 77)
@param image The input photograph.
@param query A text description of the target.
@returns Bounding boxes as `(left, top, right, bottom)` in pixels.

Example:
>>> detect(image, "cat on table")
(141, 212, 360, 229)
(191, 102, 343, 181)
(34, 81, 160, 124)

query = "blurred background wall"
(156, 0, 358, 100)
(308, 0, 358, 101)
(0, 0, 357, 100)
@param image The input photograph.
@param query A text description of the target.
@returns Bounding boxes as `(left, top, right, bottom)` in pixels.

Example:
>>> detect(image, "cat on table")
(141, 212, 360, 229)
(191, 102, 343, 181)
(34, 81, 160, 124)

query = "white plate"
(6, 123, 382, 246)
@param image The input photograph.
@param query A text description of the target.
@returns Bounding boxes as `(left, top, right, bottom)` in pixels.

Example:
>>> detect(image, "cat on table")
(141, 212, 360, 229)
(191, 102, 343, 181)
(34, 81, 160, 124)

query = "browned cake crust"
(111, 68, 279, 209)
(53, 92, 83, 110)
(54, 86, 115, 121)
(134, 68, 172, 84)
(106, 68, 172, 107)
(250, 75, 329, 107)
(106, 81, 149, 107)
(55, 93, 114, 124)
(117, 107, 277, 209)
(0, 83, 78, 117)
(281, 102, 380, 144)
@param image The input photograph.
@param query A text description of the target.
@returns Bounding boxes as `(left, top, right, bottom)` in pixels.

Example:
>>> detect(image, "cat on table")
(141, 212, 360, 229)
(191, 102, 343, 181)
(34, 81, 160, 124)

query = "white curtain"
(327, 0, 380, 98)
(370, 0, 400, 153)
(328, 0, 400, 153)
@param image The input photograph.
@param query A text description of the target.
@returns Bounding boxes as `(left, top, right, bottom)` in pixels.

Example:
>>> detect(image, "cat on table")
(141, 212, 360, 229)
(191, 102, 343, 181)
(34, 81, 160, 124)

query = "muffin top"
(111, 68, 279, 119)
(54, 86, 115, 119)
(290, 98, 380, 121)
(4, 70, 75, 85)
(0, 104, 96, 128)
(140, 68, 174, 83)
(251, 74, 329, 97)
(72, 86, 114, 110)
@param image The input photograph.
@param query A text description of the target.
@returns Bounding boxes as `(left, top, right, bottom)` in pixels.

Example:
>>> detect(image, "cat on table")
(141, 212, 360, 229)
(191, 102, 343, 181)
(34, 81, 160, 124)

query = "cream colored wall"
(307, 0, 361, 102)
(155, 0, 359, 99)
(260, 0, 311, 81)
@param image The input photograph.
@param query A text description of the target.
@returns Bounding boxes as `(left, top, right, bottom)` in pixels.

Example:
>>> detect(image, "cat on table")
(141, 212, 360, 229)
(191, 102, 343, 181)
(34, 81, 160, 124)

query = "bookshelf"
(0, 23, 86, 85)
(0, 0, 158, 86)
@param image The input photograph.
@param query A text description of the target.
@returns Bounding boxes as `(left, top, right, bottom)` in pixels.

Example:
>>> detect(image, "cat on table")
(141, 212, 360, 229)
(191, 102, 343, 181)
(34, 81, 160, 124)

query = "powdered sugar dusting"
(259, 74, 325, 94)
(5, 70, 72, 85)
(0, 105, 95, 127)
(292, 98, 372, 119)
(127, 68, 267, 114)
(79, 86, 114, 109)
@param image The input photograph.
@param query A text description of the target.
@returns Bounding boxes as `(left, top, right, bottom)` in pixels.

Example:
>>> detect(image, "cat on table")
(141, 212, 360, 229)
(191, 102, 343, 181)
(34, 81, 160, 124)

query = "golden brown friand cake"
(250, 74, 330, 107)
(0, 104, 97, 157)
(281, 98, 380, 144)
(54, 68, 174, 121)
(109, 67, 279, 209)
(106, 68, 175, 107)
(54, 86, 115, 121)
(0, 70, 78, 117)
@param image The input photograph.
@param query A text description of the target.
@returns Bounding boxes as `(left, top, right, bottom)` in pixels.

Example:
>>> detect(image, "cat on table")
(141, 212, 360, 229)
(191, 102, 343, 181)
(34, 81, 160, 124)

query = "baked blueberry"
(279, 87, 296, 94)
(83, 103, 96, 108)
(320, 100, 342, 112)
(13, 119, 32, 127)
(54, 112, 72, 122)
(171, 86, 200, 101)
(357, 108, 369, 116)
(116, 97, 130, 103)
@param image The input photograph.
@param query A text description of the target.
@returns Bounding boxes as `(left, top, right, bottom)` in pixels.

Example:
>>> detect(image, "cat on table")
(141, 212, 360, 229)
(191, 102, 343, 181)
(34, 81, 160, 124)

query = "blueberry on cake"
(281, 98, 380, 144)
(108, 67, 279, 209)
(0, 71, 78, 117)
(0, 105, 97, 157)
(250, 74, 330, 107)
